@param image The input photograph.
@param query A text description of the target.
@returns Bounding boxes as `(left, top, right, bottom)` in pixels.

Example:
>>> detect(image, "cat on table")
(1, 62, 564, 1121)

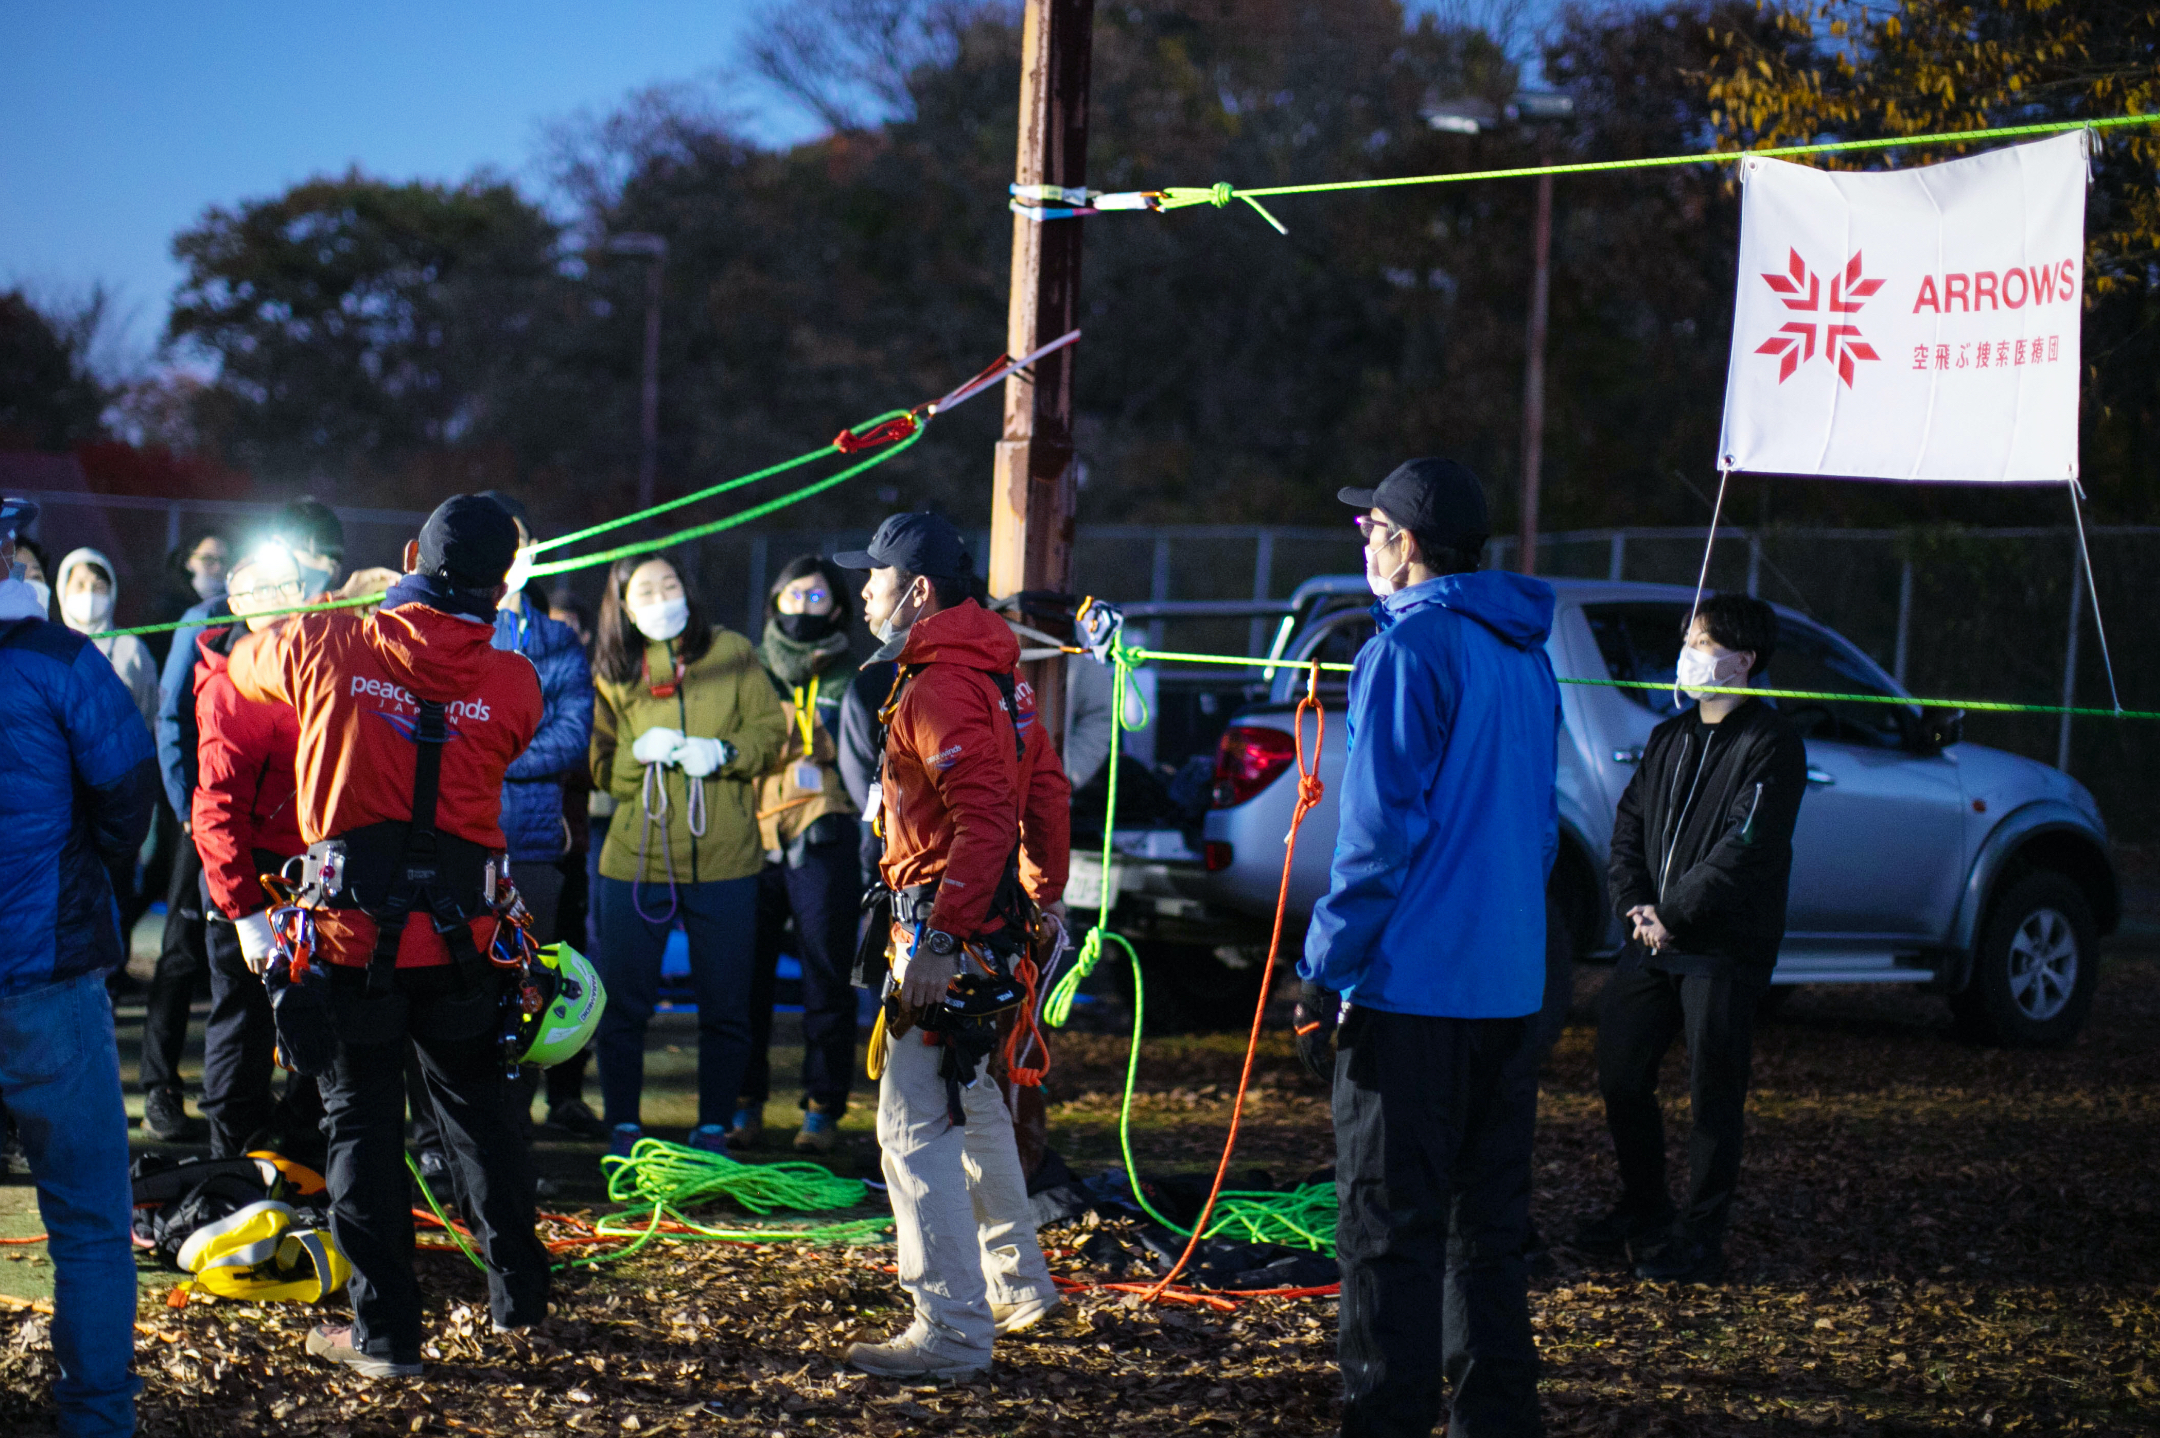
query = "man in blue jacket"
(1298, 460, 1558, 1438)
(1, 495, 161, 1438)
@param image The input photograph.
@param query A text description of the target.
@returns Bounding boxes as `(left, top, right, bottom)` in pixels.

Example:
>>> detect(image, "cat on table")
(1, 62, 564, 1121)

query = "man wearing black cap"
(228, 494, 551, 1378)
(1295, 460, 1561, 1436)
(831, 513, 1070, 1379)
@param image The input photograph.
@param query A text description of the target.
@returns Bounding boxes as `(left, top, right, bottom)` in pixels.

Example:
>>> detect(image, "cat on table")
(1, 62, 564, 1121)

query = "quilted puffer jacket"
(492, 601, 594, 862)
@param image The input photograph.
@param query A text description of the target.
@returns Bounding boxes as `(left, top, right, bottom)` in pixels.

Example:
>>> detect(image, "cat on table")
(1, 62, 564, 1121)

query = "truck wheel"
(1952, 872, 2097, 1048)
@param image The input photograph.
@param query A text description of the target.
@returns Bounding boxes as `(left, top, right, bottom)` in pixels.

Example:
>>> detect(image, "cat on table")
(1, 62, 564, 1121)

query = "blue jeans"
(594, 875, 756, 1131)
(0, 970, 140, 1436)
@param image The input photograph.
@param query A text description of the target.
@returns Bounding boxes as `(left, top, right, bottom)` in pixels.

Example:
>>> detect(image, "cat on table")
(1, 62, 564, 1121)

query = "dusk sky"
(0, 1, 820, 364)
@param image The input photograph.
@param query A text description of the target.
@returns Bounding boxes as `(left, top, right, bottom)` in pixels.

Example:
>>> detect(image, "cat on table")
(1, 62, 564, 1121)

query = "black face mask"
(774, 610, 839, 643)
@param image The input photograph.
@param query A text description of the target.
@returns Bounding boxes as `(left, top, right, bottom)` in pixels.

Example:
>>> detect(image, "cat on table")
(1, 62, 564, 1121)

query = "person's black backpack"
(129, 1153, 326, 1267)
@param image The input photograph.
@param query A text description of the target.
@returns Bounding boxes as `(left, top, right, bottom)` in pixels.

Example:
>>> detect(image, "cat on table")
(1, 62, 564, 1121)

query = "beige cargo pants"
(876, 1020, 1057, 1357)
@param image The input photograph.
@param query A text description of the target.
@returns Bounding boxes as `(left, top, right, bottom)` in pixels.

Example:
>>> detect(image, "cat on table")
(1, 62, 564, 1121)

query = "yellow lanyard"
(792, 675, 820, 756)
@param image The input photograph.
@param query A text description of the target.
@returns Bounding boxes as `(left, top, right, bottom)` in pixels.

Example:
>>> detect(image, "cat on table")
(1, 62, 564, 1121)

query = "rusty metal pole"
(989, 0, 1093, 744)
(1518, 169, 1553, 576)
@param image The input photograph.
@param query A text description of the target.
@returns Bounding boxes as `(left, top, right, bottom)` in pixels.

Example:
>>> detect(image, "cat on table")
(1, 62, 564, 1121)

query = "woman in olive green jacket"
(589, 553, 787, 1154)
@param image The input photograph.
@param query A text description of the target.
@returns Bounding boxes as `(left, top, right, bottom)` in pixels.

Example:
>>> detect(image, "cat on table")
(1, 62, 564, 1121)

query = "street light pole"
(1519, 168, 1553, 577)
(1421, 91, 1572, 575)
(606, 232, 669, 514)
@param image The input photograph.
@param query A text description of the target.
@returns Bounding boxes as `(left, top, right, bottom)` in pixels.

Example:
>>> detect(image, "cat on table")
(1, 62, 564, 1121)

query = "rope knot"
(1209, 181, 1235, 208)
(1296, 774, 1325, 807)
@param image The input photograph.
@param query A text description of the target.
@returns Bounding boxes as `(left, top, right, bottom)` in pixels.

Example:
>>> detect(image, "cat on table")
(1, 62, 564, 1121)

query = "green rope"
(523, 411, 909, 557)
(1123, 645, 2157, 721)
(96, 592, 379, 641)
(406, 1151, 487, 1271)
(599, 1136, 868, 1214)
(1131, 113, 2160, 230)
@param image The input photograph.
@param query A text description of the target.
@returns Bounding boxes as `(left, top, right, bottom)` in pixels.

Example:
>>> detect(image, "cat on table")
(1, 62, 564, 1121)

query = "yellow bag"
(177, 1199, 350, 1303)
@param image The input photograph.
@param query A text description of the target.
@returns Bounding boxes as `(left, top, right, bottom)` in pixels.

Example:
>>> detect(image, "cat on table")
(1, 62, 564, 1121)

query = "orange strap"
(1144, 660, 1326, 1303)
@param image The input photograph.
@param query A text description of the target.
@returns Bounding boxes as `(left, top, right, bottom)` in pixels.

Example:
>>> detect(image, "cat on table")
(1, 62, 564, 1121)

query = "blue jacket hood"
(1381, 570, 1554, 651)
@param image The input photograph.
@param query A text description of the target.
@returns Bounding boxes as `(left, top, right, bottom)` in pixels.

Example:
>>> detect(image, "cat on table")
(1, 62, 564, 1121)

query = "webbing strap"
(366, 701, 451, 997)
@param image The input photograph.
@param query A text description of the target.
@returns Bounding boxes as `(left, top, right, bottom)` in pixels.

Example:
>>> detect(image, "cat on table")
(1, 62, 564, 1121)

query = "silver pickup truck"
(1089, 576, 2117, 1046)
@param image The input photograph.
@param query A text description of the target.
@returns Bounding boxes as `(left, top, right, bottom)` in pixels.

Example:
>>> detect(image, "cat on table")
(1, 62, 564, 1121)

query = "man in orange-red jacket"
(229, 495, 547, 1380)
(834, 513, 1069, 1380)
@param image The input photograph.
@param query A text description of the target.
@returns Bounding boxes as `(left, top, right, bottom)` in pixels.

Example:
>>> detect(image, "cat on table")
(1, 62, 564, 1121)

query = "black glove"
(1293, 980, 1340, 1085)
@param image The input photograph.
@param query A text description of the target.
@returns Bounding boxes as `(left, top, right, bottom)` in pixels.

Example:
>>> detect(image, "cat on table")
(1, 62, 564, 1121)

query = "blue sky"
(0, 1, 819, 364)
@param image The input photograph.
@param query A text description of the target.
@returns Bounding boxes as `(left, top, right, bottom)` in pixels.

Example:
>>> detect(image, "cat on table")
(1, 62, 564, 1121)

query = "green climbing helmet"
(506, 943, 607, 1068)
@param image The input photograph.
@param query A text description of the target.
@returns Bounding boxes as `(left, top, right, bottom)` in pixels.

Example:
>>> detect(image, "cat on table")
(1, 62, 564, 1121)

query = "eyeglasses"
(789, 587, 831, 604)
(1353, 516, 1401, 544)
(230, 580, 303, 607)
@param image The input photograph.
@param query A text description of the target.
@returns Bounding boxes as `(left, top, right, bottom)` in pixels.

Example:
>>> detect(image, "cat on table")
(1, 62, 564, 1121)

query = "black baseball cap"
(1338, 458, 1490, 551)
(416, 494, 521, 589)
(833, 511, 973, 579)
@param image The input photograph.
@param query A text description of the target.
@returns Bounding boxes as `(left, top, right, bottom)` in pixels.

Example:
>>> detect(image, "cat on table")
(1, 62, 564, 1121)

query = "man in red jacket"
(192, 543, 321, 1161)
(228, 495, 548, 1379)
(834, 513, 1070, 1379)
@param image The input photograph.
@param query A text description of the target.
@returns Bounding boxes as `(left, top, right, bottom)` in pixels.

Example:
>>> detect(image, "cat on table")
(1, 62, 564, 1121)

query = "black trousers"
(741, 842, 861, 1117)
(1594, 961, 1771, 1245)
(200, 915, 322, 1160)
(140, 839, 211, 1093)
(1334, 1008, 1542, 1438)
(322, 966, 548, 1363)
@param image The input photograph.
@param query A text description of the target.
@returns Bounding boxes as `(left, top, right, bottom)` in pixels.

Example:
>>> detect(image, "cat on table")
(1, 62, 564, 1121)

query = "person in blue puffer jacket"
(1, 495, 161, 1438)
(482, 493, 600, 1136)
(1296, 459, 1559, 1438)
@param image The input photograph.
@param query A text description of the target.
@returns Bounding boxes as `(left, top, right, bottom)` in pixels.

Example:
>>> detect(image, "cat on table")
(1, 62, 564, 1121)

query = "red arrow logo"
(1755, 249, 1882, 388)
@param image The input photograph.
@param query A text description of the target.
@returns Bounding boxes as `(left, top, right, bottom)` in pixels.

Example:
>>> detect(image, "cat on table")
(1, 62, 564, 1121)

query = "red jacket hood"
(894, 600, 1019, 673)
(366, 603, 502, 701)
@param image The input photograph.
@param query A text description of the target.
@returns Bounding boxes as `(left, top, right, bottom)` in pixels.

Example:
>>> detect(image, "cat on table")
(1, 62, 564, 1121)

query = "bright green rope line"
(526, 409, 909, 558)
(98, 592, 380, 641)
(1141, 113, 2160, 227)
(1124, 644, 2157, 721)
(526, 426, 922, 579)
(600, 1137, 868, 1214)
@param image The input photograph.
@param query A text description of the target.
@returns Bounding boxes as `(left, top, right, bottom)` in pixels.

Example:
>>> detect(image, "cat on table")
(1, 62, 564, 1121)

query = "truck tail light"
(1203, 841, 1235, 871)
(1211, 725, 1296, 808)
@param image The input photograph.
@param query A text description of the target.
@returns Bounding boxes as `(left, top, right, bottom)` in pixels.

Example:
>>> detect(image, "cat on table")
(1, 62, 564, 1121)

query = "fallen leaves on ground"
(6, 953, 2160, 1434)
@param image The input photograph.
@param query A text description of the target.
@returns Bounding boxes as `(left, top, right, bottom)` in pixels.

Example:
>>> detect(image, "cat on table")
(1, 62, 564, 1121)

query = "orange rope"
(1002, 941, 1050, 1088)
(1142, 661, 1326, 1303)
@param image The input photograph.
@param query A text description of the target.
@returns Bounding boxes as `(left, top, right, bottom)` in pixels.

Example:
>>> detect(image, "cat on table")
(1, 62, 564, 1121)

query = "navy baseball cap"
(1339, 458, 1490, 551)
(1, 496, 38, 541)
(417, 494, 521, 589)
(833, 512, 973, 579)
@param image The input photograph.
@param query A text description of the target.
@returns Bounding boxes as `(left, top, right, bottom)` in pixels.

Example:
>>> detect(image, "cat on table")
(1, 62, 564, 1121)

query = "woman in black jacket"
(1574, 593, 1807, 1284)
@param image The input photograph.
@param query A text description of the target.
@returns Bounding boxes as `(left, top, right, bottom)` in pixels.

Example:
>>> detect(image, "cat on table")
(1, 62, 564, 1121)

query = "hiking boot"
(844, 1321, 990, 1379)
(543, 1099, 609, 1140)
(607, 1124, 644, 1160)
(687, 1124, 734, 1155)
(306, 1323, 421, 1379)
(793, 1111, 837, 1155)
(143, 1087, 203, 1142)
(1634, 1232, 1724, 1284)
(991, 1292, 1063, 1336)
(726, 1108, 764, 1150)
(1567, 1206, 1670, 1261)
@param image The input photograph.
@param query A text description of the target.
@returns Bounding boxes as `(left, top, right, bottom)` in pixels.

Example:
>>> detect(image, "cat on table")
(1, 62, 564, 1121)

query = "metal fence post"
(1608, 531, 1626, 581)
(2057, 546, 2082, 772)
(1149, 533, 1171, 646)
(1746, 531, 1762, 598)
(746, 535, 768, 634)
(1893, 559, 1914, 688)
(1248, 529, 1275, 656)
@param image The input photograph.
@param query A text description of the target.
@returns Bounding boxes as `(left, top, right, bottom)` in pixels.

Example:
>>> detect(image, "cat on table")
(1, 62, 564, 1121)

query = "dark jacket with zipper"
(1608, 697, 1808, 973)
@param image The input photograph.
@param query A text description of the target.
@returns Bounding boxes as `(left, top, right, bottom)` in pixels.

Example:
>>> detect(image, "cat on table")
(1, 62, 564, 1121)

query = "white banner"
(1717, 131, 2088, 482)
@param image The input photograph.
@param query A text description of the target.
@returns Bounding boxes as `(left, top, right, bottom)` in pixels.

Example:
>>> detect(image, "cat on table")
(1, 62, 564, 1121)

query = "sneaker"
(543, 1099, 609, 1140)
(991, 1292, 1062, 1336)
(793, 1111, 837, 1155)
(143, 1087, 203, 1142)
(844, 1320, 990, 1379)
(607, 1124, 644, 1160)
(687, 1124, 733, 1155)
(1567, 1206, 1671, 1261)
(1634, 1232, 1724, 1284)
(305, 1323, 421, 1379)
(726, 1108, 764, 1150)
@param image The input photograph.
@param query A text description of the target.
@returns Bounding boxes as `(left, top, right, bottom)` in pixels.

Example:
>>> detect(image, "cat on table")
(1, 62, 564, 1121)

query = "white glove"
(234, 910, 277, 974)
(632, 727, 685, 766)
(674, 736, 735, 779)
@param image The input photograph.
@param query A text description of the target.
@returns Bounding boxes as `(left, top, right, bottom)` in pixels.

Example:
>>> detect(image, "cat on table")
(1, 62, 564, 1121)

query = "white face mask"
(190, 567, 225, 601)
(63, 588, 113, 628)
(874, 581, 926, 644)
(1676, 645, 1747, 699)
(293, 553, 335, 600)
(1365, 538, 1409, 599)
(27, 578, 51, 614)
(631, 596, 688, 642)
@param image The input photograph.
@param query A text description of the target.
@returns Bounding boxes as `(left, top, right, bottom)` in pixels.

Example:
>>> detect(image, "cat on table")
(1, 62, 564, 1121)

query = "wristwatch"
(922, 930, 960, 957)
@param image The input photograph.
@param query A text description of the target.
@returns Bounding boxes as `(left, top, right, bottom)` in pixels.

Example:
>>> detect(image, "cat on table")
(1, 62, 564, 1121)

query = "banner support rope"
(2066, 478, 2123, 714)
